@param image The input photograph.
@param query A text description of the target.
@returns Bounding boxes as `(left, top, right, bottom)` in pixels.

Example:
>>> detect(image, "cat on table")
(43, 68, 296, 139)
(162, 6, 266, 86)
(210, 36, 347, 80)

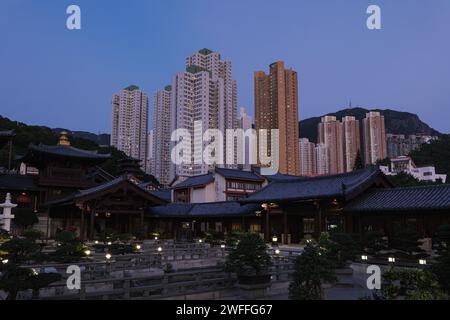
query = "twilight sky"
(1, 0, 450, 133)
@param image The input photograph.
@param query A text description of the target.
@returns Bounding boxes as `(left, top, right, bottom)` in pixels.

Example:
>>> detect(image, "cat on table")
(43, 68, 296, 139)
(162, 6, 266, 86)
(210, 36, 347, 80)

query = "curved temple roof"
(345, 184, 450, 212)
(240, 166, 390, 204)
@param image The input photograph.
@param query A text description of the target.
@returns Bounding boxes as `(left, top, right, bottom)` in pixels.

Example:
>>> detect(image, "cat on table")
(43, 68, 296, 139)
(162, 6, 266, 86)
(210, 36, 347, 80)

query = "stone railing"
(20, 259, 296, 300)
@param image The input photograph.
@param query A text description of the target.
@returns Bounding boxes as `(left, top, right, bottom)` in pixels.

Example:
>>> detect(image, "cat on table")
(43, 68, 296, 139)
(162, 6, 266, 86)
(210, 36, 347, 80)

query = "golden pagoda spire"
(58, 131, 71, 146)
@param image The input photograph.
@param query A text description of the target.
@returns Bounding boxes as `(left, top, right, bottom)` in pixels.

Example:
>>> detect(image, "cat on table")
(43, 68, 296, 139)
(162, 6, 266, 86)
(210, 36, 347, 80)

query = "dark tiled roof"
(172, 173, 214, 189)
(345, 184, 450, 212)
(149, 189, 171, 202)
(149, 201, 260, 218)
(45, 176, 167, 206)
(264, 173, 309, 183)
(215, 167, 265, 182)
(0, 174, 40, 192)
(27, 144, 110, 160)
(251, 167, 307, 182)
(241, 166, 387, 203)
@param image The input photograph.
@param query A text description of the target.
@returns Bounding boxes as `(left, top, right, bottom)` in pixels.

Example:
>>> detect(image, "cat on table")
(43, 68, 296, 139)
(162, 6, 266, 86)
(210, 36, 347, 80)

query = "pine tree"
(353, 150, 364, 171)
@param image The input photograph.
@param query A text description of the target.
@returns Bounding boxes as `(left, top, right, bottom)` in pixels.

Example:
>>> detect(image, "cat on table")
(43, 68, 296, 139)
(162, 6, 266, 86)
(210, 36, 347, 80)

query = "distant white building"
(380, 156, 446, 183)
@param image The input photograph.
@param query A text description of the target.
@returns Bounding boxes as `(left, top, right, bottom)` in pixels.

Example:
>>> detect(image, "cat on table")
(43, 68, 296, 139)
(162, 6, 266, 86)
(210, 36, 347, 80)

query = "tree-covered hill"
(300, 107, 441, 143)
(410, 134, 450, 179)
(0, 115, 159, 185)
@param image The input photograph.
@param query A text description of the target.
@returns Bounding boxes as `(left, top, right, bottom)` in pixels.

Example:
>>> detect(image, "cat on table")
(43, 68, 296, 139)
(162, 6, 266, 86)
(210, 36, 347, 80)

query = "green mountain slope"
(299, 107, 441, 143)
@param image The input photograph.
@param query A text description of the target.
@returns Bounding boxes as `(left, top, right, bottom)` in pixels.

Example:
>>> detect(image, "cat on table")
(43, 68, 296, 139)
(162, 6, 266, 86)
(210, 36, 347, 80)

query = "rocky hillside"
(299, 107, 441, 143)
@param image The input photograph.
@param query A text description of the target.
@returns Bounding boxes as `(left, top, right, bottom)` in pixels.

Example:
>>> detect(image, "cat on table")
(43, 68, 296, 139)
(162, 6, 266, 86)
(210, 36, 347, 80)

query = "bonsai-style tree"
(49, 231, 88, 263)
(22, 228, 44, 242)
(381, 269, 447, 300)
(390, 227, 426, 259)
(0, 237, 61, 300)
(361, 231, 388, 256)
(225, 233, 272, 278)
(13, 207, 38, 230)
(328, 232, 361, 266)
(289, 243, 337, 300)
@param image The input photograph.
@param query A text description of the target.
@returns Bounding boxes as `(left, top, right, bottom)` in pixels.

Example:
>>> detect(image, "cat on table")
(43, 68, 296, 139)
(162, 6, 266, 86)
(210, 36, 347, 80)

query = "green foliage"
(0, 238, 40, 263)
(13, 207, 38, 229)
(388, 172, 441, 187)
(329, 232, 361, 265)
(116, 233, 134, 241)
(361, 231, 388, 256)
(353, 150, 364, 171)
(410, 134, 450, 179)
(204, 229, 224, 246)
(381, 268, 447, 300)
(390, 227, 426, 258)
(0, 264, 61, 300)
(51, 231, 87, 262)
(49, 242, 88, 263)
(22, 229, 44, 242)
(289, 243, 337, 300)
(0, 229, 10, 242)
(225, 233, 272, 276)
(54, 230, 78, 244)
(0, 115, 105, 168)
(132, 226, 147, 241)
(299, 107, 439, 144)
(109, 243, 134, 255)
(225, 231, 244, 247)
(430, 249, 450, 295)
(0, 234, 60, 300)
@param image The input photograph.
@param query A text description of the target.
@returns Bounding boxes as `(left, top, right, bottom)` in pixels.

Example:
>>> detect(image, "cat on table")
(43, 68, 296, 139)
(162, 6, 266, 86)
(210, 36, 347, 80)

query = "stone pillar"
(0, 193, 18, 232)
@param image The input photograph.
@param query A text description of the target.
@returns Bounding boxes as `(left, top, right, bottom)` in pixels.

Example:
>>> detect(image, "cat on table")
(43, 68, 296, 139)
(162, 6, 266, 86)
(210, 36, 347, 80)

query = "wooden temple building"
(1, 131, 450, 243)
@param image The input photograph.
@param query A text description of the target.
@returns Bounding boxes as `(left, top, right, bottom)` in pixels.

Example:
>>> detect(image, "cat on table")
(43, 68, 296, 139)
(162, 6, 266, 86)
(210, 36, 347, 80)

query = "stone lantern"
(0, 193, 18, 232)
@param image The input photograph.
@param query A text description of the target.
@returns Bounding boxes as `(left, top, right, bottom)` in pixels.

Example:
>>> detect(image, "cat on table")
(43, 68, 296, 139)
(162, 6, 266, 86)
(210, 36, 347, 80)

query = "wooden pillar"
(265, 209, 270, 241)
(140, 211, 145, 227)
(89, 210, 95, 240)
(128, 215, 133, 233)
(317, 202, 323, 237)
(283, 211, 288, 244)
(46, 205, 51, 241)
(80, 205, 85, 241)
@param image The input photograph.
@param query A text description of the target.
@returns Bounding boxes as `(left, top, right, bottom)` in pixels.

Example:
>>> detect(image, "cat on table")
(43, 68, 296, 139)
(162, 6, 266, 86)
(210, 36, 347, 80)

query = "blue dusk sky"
(1, 0, 450, 134)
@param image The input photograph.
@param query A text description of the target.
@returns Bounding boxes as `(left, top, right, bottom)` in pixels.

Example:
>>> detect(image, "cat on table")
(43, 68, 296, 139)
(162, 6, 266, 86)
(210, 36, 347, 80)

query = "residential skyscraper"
(318, 116, 344, 174)
(254, 61, 300, 176)
(299, 138, 316, 176)
(239, 107, 253, 169)
(342, 116, 361, 172)
(152, 86, 172, 186)
(111, 85, 148, 170)
(362, 111, 387, 165)
(315, 143, 330, 175)
(146, 130, 154, 175)
(170, 48, 238, 180)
